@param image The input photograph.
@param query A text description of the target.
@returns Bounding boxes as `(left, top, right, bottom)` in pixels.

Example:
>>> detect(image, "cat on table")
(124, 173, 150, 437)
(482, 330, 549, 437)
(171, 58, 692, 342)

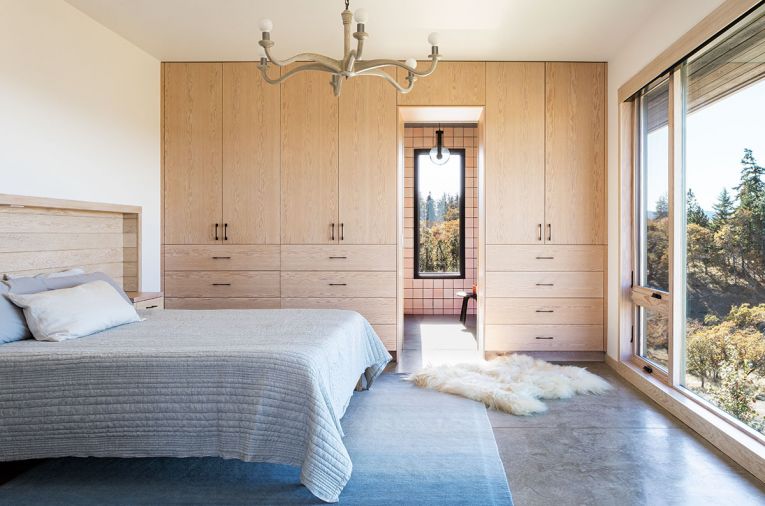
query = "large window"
(632, 4, 765, 437)
(414, 148, 465, 279)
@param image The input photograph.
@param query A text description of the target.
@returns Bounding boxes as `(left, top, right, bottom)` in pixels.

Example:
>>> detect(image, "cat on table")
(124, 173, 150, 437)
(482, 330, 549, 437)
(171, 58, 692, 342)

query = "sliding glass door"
(633, 3, 765, 436)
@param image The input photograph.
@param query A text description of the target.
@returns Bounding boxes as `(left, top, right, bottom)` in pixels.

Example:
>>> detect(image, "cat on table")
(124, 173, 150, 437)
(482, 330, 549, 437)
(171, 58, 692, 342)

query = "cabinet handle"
(340, 223, 344, 241)
(535, 309, 554, 313)
(535, 283, 554, 287)
(145, 305, 159, 309)
(547, 224, 552, 241)
(329, 256, 347, 259)
(224, 223, 228, 241)
(212, 256, 231, 260)
(535, 256, 555, 260)
(330, 223, 335, 241)
(214, 223, 219, 241)
(212, 283, 231, 286)
(535, 336, 554, 340)
(328, 283, 347, 286)
(537, 224, 542, 242)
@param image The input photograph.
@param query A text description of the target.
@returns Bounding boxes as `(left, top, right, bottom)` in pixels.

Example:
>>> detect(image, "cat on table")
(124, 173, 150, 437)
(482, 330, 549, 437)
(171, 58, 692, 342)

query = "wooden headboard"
(0, 194, 141, 291)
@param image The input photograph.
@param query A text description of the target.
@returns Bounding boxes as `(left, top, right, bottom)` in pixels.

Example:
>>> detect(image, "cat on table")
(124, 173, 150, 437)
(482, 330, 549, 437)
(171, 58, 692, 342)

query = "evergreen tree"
(733, 149, 765, 275)
(735, 149, 765, 210)
(687, 189, 710, 227)
(711, 188, 735, 231)
(425, 192, 435, 227)
(655, 193, 669, 218)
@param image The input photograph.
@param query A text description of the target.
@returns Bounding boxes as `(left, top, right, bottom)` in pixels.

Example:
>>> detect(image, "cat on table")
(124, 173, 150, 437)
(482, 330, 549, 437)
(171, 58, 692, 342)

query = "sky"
(646, 79, 765, 212)
(416, 151, 462, 199)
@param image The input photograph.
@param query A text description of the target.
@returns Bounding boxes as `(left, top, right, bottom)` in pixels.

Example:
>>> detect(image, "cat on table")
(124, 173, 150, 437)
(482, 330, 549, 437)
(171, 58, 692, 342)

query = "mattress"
(0, 308, 392, 503)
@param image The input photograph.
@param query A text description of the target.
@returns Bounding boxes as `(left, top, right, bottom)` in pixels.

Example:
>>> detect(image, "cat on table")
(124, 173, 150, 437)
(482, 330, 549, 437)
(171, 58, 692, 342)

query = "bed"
(0, 307, 391, 502)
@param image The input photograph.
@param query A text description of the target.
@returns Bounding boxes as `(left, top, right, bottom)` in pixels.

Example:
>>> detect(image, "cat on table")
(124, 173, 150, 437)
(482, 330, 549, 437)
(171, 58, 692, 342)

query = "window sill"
(606, 355, 765, 482)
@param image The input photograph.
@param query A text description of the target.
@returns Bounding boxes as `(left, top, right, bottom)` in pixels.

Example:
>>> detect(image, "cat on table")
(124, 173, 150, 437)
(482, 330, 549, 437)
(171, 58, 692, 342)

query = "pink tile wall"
(404, 126, 478, 315)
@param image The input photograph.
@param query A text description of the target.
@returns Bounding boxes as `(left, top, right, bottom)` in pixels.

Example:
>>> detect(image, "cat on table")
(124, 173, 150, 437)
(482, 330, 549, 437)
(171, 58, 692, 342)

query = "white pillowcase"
(7, 280, 141, 342)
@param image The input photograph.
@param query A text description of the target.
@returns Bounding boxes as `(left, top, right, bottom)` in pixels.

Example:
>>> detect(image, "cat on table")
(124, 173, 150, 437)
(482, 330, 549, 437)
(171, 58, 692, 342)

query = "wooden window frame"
(617, 0, 765, 482)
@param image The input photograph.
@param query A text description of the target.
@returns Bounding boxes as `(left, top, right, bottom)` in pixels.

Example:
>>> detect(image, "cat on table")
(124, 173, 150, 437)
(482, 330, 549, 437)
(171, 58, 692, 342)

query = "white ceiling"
(66, 0, 665, 62)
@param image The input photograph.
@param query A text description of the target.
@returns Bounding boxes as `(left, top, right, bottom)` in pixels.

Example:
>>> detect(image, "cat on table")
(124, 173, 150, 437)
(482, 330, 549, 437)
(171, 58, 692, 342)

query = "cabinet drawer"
(165, 271, 280, 298)
(281, 297, 396, 324)
(134, 297, 164, 310)
(485, 325, 603, 351)
(281, 271, 396, 298)
(485, 245, 604, 272)
(281, 245, 395, 271)
(486, 271, 603, 298)
(164, 245, 280, 271)
(372, 324, 397, 351)
(165, 297, 281, 309)
(485, 298, 603, 325)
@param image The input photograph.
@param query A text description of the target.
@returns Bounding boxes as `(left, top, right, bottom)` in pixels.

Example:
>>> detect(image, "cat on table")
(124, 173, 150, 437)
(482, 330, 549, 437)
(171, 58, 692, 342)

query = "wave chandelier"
(256, 0, 441, 96)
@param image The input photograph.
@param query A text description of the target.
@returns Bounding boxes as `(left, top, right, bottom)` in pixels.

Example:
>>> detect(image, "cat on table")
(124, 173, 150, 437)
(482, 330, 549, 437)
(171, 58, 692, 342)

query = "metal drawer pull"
(212, 256, 231, 260)
(535, 256, 555, 260)
(537, 224, 542, 241)
(212, 283, 231, 286)
(535, 309, 554, 313)
(223, 223, 229, 241)
(535, 336, 554, 340)
(330, 223, 335, 241)
(651, 292, 663, 300)
(145, 305, 159, 309)
(214, 223, 219, 241)
(328, 283, 347, 286)
(535, 283, 554, 286)
(329, 256, 347, 259)
(547, 224, 552, 241)
(340, 223, 344, 241)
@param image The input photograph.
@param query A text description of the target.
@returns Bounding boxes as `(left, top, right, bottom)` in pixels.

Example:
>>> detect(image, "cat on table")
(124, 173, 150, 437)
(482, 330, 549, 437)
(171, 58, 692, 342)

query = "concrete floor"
(398, 315, 765, 506)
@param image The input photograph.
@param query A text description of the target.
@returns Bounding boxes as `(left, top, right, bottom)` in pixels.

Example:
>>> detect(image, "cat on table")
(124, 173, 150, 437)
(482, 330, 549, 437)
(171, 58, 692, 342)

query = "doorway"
(396, 108, 485, 371)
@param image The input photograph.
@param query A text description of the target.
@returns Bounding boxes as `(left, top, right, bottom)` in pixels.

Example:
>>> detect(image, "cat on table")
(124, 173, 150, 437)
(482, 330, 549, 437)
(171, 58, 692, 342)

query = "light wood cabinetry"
(164, 63, 222, 245)
(545, 62, 606, 245)
(339, 75, 397, 245)
(223, 62, 281, 244)
(484, 62, 606, 353)
(396, 62, 486, 106)
(280, 66, 339, 245)
(163, 62, 281, 309)
(281, 245, 395, 271)
(486, 62, 545, 244)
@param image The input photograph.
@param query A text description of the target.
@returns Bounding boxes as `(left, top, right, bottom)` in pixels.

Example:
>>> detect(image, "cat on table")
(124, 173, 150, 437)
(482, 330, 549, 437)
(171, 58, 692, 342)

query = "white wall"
(606, 0, 726, 358)
(0, 0, 160, 291)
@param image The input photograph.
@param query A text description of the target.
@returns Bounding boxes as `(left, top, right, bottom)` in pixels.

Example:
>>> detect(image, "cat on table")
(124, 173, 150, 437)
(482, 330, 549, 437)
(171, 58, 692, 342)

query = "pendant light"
(429, 125, 450, 165)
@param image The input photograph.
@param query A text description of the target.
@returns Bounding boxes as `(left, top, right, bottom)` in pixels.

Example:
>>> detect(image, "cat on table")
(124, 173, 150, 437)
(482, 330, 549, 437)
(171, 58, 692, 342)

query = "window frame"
(412, 148, 466, 280)
(627, 2, 765, 441)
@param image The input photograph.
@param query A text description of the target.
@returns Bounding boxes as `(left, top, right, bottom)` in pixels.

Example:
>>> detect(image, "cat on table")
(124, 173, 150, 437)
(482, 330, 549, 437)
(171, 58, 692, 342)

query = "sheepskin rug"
(406, 354, 612, 416)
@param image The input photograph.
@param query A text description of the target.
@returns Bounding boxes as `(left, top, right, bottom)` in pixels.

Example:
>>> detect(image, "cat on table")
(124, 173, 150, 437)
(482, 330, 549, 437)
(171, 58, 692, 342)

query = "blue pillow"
(5, 272, 131, 304)
(0, 282, 31, 343)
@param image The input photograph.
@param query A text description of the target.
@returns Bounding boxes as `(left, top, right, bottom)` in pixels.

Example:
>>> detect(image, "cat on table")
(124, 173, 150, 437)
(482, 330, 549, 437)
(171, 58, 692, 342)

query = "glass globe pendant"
(429, 126, 450, 165)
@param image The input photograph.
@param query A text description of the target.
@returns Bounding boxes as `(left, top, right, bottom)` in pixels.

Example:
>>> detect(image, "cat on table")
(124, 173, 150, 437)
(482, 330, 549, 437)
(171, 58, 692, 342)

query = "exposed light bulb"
(405, 58, 417, 70)
(354, 8, 369, 24)
(427, 32, 440, 46)
(259, 18, 273, 32)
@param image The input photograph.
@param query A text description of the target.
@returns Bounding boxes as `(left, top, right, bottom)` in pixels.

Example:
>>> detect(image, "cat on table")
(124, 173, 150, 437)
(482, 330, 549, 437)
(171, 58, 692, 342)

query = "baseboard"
(605, 356, 765, 483)
(485, 351, 605, 362)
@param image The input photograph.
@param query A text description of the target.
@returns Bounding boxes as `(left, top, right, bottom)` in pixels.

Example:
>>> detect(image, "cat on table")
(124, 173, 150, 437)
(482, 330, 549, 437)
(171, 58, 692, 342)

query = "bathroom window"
(414, 148, 465, 279)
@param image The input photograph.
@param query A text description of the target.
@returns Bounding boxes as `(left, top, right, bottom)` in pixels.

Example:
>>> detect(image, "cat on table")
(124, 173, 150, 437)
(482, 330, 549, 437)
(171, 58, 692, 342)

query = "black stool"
(456, 290, 477, 323)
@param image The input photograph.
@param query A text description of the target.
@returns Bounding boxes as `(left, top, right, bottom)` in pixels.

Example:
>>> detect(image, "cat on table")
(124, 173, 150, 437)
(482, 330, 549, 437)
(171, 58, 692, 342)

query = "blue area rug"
(0, 374, 513, 505)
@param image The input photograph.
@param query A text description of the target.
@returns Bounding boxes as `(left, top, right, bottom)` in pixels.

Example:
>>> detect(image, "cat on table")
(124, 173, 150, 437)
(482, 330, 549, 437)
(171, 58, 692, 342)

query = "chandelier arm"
(257, 62, 341, 85)
(355, 56, 439, 77)
(262, 44, 343, 72)
(361, 69, 416, 94)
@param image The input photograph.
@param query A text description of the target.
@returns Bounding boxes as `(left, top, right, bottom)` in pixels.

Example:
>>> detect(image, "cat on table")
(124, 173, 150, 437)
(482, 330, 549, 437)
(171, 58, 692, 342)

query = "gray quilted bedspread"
(0, 309, 392, 503)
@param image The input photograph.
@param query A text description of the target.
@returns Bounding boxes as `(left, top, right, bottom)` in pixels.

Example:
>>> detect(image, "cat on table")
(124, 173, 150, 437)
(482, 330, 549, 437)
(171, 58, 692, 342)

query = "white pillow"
(7, 280, 141, 342)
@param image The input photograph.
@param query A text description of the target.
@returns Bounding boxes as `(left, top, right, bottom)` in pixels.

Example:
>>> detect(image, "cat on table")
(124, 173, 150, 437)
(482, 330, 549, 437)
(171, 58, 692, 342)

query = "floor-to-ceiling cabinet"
(484, 62, 606, 353)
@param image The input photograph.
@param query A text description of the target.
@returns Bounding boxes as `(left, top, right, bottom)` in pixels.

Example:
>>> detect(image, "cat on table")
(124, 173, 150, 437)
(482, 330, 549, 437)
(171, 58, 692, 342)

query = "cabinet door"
(485, 62, 545, 244)
(222, 63, 280, 244)
(338, 74, 397, 244)
(396, 62, 486, 106)
(164, 63, 223, 244)
(281, 67, 339, 244)
(545, 62, 606, 245)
